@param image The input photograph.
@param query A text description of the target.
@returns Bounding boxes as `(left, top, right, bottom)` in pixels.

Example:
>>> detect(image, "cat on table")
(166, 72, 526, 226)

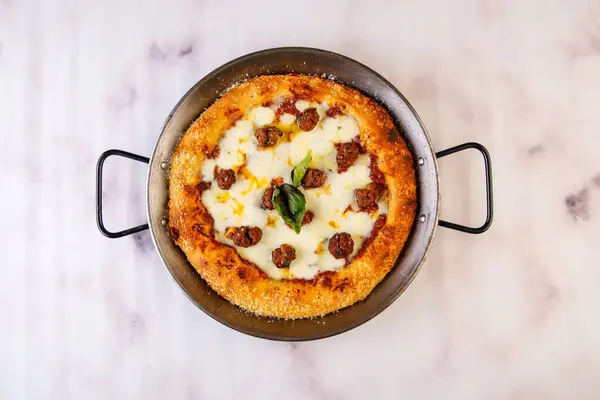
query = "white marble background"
(2, 0, 600, 398)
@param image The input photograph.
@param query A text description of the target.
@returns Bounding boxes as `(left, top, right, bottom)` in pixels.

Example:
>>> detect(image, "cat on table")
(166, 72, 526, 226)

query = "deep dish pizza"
(168, 74, 416, 319)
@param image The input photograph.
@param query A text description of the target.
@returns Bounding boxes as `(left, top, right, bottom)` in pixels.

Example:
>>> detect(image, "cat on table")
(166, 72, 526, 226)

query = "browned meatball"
(301, 168, 326, 189)
(276, 98, 301, 117)
(352, 135, 366, 154)
(215, 168, 236, 190)
(326, 105, 344, 118)
(247, 227, 262, 244)
(355, 182, 382, 212)
(335, 142, 360, 172)
(261, 186, 275, 210)
(297, 108, 320, 131)
(255, 126, 282, 147)
(225, 226, 263, 247)
(302, 210, 314, 226)
(271, 244, 297, 268)
(328, 232, 354, 259)
(271, 176, 284, 187)
(196, 181, 212, 193)
(261, 177, 283, 210)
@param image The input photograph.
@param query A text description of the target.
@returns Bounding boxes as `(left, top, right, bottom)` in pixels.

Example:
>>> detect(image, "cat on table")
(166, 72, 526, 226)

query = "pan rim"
(146, 46, 440, 341)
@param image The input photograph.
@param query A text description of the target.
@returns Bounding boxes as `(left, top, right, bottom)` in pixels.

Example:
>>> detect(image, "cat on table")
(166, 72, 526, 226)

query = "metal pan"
(96, 47, 493, 341)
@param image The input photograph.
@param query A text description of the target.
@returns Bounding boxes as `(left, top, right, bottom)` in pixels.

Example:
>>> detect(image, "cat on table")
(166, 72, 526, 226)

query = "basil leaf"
(272, 187, 298, 231)
(272, 183, 306, 234)
(281, 184, 306, 215)
(293, 209, 306, 234)
(291, 152, 312, 187)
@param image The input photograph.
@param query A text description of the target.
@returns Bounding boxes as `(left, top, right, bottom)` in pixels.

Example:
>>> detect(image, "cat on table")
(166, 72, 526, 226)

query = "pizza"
(168, 74, 417, 319)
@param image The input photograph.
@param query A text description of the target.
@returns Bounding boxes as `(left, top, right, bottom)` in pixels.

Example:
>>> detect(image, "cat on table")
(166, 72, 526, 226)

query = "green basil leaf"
(272, 187, 298, 230)
(291, 152, 312, 187)
(293, 209, 306, 234)
(281, 184, 306, 215)
(272, 184, 306, 234)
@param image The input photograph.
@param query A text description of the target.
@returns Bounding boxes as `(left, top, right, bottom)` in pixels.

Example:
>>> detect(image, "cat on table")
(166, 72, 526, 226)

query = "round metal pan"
(96, 47, 493, 341)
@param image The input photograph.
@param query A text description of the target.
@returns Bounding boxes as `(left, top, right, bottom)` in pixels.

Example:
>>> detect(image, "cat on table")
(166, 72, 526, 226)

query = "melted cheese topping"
(200, 100, 387, 280)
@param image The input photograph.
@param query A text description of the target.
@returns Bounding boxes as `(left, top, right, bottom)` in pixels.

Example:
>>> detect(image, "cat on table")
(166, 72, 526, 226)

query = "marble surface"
(2, 0, 600, 398)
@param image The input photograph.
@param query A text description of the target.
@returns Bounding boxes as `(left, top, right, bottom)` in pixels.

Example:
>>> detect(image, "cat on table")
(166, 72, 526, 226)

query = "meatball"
(196, 181, 212, 192)
(225, 226, 263, 247)
(302, 210, 314, 226)
(326, 105, 344, 118)
(328, 232, 354, 259)
(271, 176, 284, 187)
(255, 126, 282, 148)
(261, 178, 283, 210)
(261, 186, 275, 210)
(369, 154, 385, 184)
(276, 98, 301, 117)
(301, 168, 326, 189)
(355, 183, 382, 211)
(215, 168, 236, 190)
(247, 227, 263, 244)
(352, 135, 366, 154)
(335, 142, 360, 172)
(297, 107, 320, 131)
(271, 244, 297, 268)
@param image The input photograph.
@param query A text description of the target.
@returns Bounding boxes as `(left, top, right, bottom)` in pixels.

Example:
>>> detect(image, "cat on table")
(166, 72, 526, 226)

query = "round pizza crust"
(168, 74, 417, 319)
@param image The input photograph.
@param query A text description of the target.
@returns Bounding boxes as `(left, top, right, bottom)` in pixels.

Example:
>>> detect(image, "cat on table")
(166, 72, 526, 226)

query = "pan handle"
(435, 142, 493, 234)
(96, 149, 150, 238)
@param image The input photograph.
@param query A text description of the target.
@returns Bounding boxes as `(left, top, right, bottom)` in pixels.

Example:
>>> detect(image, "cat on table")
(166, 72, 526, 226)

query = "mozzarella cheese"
(201, 100, 385, 280)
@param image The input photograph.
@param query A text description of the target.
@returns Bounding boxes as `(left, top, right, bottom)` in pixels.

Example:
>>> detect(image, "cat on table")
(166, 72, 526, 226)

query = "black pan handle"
(435, 142, 493, 234)
(96, 149, 150, 238)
